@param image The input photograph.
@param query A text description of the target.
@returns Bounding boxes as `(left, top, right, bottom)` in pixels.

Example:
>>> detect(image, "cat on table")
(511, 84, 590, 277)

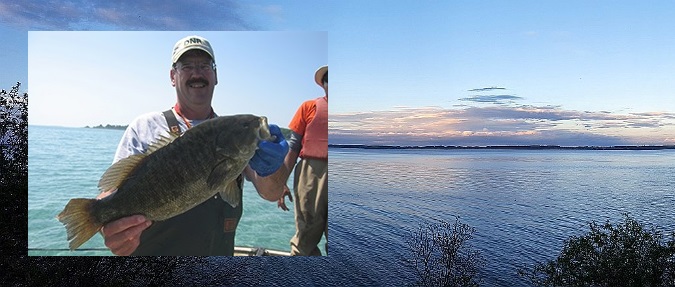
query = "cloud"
(458, 95, 523, 104)
(329, 129, 630, 147)
(0, 1, 270, 30)
(329, 105, 675, 146)
(467, 87, 506, 92)
(460, 87, 521, 104)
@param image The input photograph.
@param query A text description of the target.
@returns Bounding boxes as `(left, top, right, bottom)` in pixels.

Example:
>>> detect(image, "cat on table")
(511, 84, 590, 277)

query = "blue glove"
(249, 124, 289, 177)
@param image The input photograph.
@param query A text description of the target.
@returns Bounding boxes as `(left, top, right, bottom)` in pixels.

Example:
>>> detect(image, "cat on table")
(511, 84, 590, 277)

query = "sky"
(28, 31, 326, 128)
(2, 1, 675, 146)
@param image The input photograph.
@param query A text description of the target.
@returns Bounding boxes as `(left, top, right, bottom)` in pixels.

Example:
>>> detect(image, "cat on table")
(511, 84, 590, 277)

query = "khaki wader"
(290, 158, 328, 256)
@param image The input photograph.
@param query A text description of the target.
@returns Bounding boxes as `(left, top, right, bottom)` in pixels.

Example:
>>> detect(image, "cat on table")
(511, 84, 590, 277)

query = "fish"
(57, 114, 272, 250)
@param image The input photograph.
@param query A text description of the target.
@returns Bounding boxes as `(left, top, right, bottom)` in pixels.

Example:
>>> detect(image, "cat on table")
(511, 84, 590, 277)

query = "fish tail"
(56, 198, 102, 250)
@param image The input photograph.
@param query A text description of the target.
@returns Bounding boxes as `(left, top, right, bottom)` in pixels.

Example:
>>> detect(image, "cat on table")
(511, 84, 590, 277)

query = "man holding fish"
(58, 35, 289, 255)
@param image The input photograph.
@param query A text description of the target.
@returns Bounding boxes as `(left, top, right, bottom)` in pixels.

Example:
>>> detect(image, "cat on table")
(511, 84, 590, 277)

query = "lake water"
(28, 125, 674, 285)
(27, 125, 324, 256)
(327, 147, 674, 286)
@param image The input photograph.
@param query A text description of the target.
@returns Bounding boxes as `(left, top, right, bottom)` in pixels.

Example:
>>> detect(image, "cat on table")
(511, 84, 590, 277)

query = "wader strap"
(162, 109, 182, 135)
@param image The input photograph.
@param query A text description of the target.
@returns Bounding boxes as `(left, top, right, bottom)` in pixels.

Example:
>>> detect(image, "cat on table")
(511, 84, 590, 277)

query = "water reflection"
(329, 148, 675, 286)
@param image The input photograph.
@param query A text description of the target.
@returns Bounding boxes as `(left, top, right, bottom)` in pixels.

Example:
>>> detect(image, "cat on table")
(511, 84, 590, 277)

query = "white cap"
(314, 65, 327, 87)
(171, 35, 215, 64)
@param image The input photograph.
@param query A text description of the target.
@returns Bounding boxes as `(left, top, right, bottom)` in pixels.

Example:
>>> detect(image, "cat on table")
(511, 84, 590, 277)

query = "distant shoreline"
(328, 144, 675, 151)
(84, 124, 128, 130)
(82, 125, 293, 139)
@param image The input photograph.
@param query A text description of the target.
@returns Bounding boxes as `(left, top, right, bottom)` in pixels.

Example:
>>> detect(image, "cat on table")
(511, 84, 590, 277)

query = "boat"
(28, 246, 291, 256)
(234, 246, 291, 256)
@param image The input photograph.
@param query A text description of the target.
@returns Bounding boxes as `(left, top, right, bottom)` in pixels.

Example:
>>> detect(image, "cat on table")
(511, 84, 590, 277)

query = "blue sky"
(28, 31, 326, 128)
(2, 1, 675, 146)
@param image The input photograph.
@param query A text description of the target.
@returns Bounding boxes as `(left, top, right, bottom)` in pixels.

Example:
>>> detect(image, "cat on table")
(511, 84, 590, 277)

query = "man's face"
(170, 50, 218, 108)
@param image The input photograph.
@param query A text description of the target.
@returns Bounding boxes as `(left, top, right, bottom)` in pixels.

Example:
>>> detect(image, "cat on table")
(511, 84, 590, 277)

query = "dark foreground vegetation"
(403, 215, 674, 287)
(0, 82, 27, 189)
(405, 217, 485, 286)
(1, 82, 27, 258)
(519, 214, 675, 287)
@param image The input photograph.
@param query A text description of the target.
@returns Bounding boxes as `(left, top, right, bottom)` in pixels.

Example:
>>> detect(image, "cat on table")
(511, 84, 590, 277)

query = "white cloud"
(330, 105, 675, 146)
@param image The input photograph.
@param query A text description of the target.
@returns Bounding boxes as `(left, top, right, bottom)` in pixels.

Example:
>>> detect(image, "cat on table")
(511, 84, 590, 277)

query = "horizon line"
(329, 143, 675, 150)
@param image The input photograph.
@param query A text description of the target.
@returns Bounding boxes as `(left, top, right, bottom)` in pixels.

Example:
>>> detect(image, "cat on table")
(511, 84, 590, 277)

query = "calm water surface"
(28, 125, 674, 285)
(27, 125, 315, 256)
(327, 147, 674, 286)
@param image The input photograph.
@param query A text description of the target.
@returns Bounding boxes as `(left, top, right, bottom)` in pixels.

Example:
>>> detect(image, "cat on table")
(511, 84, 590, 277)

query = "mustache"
(186, 78, 210, 86)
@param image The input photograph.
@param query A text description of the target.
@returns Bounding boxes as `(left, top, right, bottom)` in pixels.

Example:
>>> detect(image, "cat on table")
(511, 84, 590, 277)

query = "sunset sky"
(2, 1, 674, 146)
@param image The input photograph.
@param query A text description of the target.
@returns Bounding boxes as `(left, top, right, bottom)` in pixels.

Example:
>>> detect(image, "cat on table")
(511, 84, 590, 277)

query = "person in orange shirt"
(277, 65, 328, 256)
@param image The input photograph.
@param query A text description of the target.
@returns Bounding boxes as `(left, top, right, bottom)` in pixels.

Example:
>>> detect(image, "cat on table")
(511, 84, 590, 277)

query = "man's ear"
(170, 68, 176, 87)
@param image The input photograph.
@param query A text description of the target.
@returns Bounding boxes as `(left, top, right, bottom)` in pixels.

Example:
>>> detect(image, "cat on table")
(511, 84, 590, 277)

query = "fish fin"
(206, 160, 231, 190)
(146, 133, 179, 154)
(97, 133, 179, 193)
(208, 161, 241, 208)
(98, 154, 145, 193)
(56, 198, 102, 250)
(219, 181, 241, 208)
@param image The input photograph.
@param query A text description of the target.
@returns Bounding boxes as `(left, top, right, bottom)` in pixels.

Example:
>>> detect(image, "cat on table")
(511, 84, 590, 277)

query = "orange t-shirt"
(289, 99, 317, 137)
(288, 96, 328, 160)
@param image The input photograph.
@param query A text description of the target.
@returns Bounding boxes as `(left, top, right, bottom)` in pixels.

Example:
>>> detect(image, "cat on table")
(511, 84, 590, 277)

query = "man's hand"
(249, 124, 289, 177)
(100, 215, 152, 256)
(277, 185, 293, 211)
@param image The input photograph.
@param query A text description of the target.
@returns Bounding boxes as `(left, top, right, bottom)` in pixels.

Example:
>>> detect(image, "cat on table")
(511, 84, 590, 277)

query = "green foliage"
(1, 82, 28, 189)
(405, 217, 485, 287)
(86, 124, 129, 130)
(520, 214, 675, 287)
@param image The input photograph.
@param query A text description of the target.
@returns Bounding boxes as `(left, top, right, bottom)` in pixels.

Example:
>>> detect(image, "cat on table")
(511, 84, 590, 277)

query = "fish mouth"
(257, 116, 273, 141)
